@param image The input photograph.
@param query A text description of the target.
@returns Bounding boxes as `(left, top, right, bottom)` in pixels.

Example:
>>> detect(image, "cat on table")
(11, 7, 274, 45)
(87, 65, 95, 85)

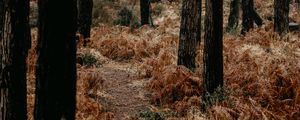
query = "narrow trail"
(96, 62, 151, 119)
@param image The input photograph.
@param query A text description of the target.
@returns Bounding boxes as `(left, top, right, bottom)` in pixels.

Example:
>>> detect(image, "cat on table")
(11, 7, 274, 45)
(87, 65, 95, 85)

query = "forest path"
(95, 62, 151, 119)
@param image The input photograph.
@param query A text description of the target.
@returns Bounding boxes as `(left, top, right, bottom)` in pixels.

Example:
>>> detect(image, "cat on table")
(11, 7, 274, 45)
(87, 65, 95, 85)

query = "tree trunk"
(77, 0, 93, 46)
(140, 0, 150, 25)
(0, 0, 31, 119)
(251, 8, 263, 27)
(274, 0, 289, 35)
(241, 0, 254, 35)
(226, 0, 240, 32)
(34, 0, 77, 119)
(203, 0, 224, 106)
(177, 0, 201, 71)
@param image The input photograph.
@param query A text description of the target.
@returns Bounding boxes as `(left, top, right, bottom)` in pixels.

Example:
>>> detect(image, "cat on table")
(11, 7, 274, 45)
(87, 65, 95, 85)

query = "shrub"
(114, 6, 141, 29)
(114, 7, 133, 26)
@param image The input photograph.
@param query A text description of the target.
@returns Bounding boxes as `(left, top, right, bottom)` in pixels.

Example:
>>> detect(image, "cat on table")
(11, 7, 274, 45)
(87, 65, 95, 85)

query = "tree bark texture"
(274, 0, 289, 35)
(203, 0, 224, 100)
(140, 0, 150, 25)
(226, 0, 240, 32)
(77, 0, 93, 39)
(34, 0, 77, 119)
(177, 0, 201, 71)
(0, 0, 31, 119)
(241, 0, 254, 34)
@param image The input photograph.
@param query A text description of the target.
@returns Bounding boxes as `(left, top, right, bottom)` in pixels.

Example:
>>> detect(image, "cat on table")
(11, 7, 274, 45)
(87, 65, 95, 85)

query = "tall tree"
(177, 0, 202, 71)
(203, 0, 224, 106)
(274, 0, 289, 35)
(241, 0, 254, 34)
(0, 0, 31, 119)
(226, 0, 240, 32)
(140, 0, 150, 25)
(77, 0, 93, 47)
(34, 0, 77, 119)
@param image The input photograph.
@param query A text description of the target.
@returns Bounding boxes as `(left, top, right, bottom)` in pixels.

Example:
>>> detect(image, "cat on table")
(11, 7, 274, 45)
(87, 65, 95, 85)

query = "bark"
(226, 0, 240, 32)
(274, 0, 289, 35)
(241, 0, 254, 35)
(203, 0, 224, 105)
(34, 0, 77, 119)
(140, 0, 150, 25)
(177, 0, 202, 71)
(77, 0, 93, 39)
(0, 0, 31, 119)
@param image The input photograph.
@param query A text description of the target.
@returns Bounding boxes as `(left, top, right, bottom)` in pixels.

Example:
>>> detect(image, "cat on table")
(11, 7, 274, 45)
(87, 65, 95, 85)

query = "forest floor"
(27, 0, 300, 120)
(79, 61, 151, 119)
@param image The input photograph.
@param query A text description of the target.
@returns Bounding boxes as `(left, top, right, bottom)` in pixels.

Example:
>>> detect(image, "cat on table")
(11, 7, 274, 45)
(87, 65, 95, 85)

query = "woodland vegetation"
(1, 0, 300, 120)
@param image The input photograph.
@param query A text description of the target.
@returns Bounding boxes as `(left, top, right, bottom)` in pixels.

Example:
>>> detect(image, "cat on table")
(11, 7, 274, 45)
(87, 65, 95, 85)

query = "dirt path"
(96, 62, 150, 119)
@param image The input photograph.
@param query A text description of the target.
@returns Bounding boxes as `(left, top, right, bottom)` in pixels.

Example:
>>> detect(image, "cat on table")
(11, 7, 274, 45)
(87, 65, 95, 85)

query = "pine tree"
(177, 0, 202, 71)
(0, 0, 31, 119)
(203, 0, 224, 107)
(77, 0, 93, 47)
(227, 0, 240, 32)
(140, 0, 150, 25)
(274, 0, 289, 35)
(34, 0, 77, 119)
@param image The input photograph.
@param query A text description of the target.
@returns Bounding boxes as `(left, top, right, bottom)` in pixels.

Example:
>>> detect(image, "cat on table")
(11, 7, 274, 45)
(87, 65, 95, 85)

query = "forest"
(1, 0, 300, 120)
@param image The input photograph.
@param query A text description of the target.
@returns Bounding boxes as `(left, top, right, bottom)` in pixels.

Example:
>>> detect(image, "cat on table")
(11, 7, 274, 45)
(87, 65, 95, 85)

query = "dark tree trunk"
(0, 0, 31, 119)
(77, 0, 93, 47)
(274, 0, 289, 35)
(241, 0, 254, 35)
(34, 0, 77, 119)
(226, 0, 240, 32)
(140, 0, 150, 25)
(251, 8, 263, 27)
(203, 0, 224, 106)
(178, 0, 201, 71)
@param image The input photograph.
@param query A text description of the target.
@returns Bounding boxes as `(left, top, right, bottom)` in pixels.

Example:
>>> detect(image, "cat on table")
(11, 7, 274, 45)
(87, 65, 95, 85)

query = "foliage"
(81, 52, 98, 67)
(114, 7, 133, 26)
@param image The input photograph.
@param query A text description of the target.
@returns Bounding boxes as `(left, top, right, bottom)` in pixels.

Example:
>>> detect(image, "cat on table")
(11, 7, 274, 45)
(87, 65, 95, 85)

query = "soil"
(90, 62, 151, 119)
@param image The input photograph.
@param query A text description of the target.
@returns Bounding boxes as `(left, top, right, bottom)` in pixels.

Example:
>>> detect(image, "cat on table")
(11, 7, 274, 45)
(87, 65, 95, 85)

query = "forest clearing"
(1, 0, 300, 120)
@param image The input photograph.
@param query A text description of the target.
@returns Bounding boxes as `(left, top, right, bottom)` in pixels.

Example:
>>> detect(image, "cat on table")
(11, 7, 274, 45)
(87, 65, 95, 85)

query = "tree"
(241, 0, 254, 34)
(34, 0, 77, 119)
(140, 0, 150, 25)
(241, 0, 263, 35)
(203, 0, 224, 107)
(177, 0, 202, 71)
(274, 0, 289, 35)
(77, 0, 93, 47)
(0, 0, 31, 119)
(226, 0, 240, 32)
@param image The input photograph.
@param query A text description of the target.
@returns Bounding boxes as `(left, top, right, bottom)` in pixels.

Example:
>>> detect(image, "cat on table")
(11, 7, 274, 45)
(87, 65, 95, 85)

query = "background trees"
(77, 0, 93, 47)
(140, 0, 150, 25)
(0, 0, 31, 119)
(34, 0, 77, 119)
(177, 0, 202, 71)
(227, 0, 240, 32)
(203, 0, 224, 106)
(241, 0, 262, 35)
(241, 0, 254, 34)
(274, 0, 289, 35)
